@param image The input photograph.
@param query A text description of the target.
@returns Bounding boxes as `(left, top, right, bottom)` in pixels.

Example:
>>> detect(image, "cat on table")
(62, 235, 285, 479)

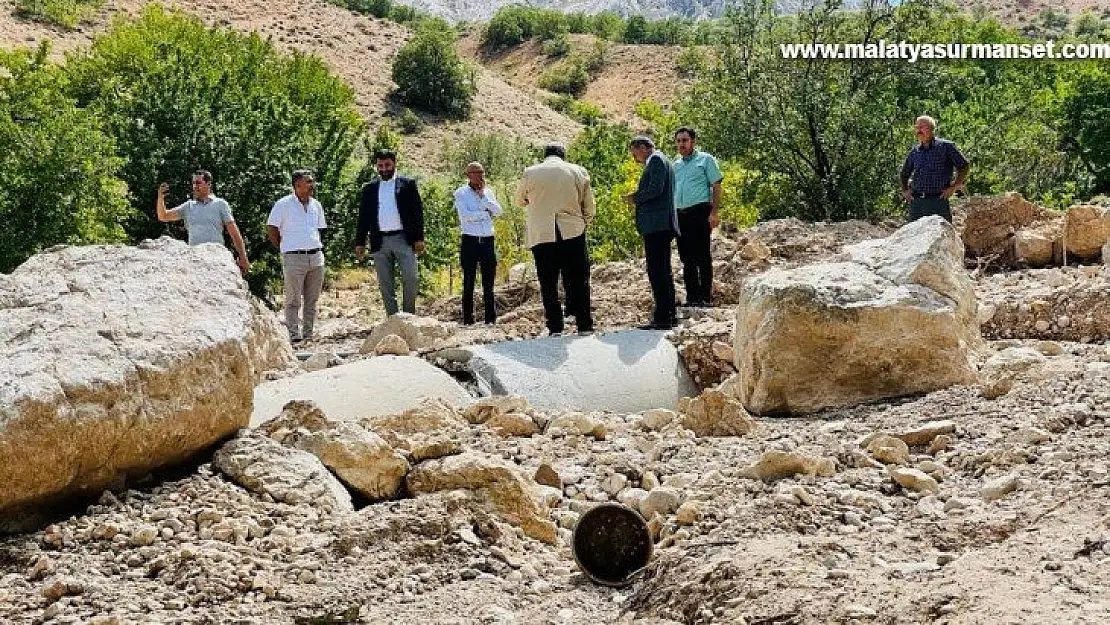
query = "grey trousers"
(373, 233, 419, 315)
(281, 251, 325, 340)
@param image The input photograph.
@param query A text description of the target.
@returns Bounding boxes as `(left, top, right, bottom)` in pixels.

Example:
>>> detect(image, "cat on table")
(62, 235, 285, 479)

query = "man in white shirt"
(155, 170, 250, 275)
(266, 169, 327, 343)
(355, 150, 426, 315)
(453, 162, 502, 325)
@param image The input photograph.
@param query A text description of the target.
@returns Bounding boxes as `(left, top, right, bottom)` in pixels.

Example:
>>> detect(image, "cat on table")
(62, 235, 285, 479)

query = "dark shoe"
(577, 329, 595, 337)
(637, 322, 675, 331)
(548, 330, 564, 337)
(462, 320, 475, 326)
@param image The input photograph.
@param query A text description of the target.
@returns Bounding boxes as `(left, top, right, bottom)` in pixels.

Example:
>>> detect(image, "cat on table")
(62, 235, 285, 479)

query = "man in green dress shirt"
(672, 127, 722, 307)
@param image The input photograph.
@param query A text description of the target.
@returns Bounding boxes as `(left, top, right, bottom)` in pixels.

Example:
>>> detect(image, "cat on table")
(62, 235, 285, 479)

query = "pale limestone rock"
(303, 351, 342, 372)
(617, 488, 649, 510)
(979, 374, 1014, 399)
(888, 467, 939, 495)
(639, 487, 682, 519)
(733, 218, 980, 415)
(641, 408, 677, 431)
(675, 501, 702, 526)
(600, 473, 628, 497)
(980, 475, 1020, 502)
(360, 313, 456, 354)
(982, 347, 1046, 377)
(292, 422, 409, 501)
(1013, 229, 1055, 267)
(407, 453, 557, 544)
(927, 434, 953, 455)
(257, 400, 331, 438)
(711, 340, 734, 362)
(961, 193, 1051, 260)
(372, 334, 410, 356)
(546, 412, 606, 439)
(1064, 204, 1110, 259)
(362, 397, 468, 436)
(0, 238, 293, 531)
(897, 420, 957, 447)
(213, 435, 353, 513)
(741, 451, 837, 480)
(866, 435, 910, 465)
(463, 396, 530, 425)
(485, 412, 539, 437)
(680, 389, 756, 437)
(508, 262, 537, 284)
(1033, 341, 1064, 357)
(739, 240, 771, 262)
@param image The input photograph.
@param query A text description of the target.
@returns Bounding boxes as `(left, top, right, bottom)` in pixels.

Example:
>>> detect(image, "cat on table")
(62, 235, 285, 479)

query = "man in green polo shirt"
(672, 126, 722, 307)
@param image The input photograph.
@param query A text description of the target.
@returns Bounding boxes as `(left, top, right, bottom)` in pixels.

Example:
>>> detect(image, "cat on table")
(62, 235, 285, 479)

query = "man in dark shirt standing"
(625, 136, 680, 330)
(899, 115, 970, 222)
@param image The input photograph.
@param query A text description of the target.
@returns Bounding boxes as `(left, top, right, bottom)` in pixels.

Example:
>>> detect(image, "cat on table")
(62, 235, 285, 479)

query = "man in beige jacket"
(515, 143, 597, 336)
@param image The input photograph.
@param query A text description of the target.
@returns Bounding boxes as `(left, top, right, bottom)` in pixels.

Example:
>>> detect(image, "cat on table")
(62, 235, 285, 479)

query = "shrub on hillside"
(538, 60, 590, 97)
(15, 0, 101, 29)
(63, 7, 364, 297)
(675, 45, 707, 78)
(483, 6, 532, 48)
(0, 45, 132, 272)
(545, 94, 604, 126)
(398, 108, 424, 134)
(392, 25, 476, 119)
(541, 33, 571, 58)
(442, 132, 537, 180)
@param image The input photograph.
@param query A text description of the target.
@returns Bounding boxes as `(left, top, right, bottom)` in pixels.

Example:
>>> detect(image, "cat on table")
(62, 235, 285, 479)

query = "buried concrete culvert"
(572, 503, 653, 587)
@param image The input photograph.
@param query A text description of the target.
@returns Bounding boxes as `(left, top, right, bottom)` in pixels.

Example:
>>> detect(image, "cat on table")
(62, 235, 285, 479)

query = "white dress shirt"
(454, 184, 503, 237)
(267, 194, 326, 253)
(377, 178, 403, 232)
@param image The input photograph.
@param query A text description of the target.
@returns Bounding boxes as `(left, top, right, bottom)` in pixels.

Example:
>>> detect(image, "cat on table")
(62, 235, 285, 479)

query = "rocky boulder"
(0, 239, 292, 532)
(212, 434, 352, 513)
(732, 217, 981, 415)
(1063, 204, 1109, 259)
(961, 193, 1053, 261)
(360, 313, 456, 354)
(677, 387, 755, 437)
(406, 453, 557, 543)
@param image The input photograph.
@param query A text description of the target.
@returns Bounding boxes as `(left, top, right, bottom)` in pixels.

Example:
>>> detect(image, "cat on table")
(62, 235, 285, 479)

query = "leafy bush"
(546, 95, 604, 125)
(0, 44, 132, 272)
(392, 25, 476, 119)
(675, 45, 707, 78)
(442, 132, 537, 181)
(623, 15, 649, 44)
(541, 33, 571, 58)
(398, 107, 424, 134)
(63, 7, 364, 296)
(14, 0, 101, 29)
(483, 6, 532, 47)
(538, 60, 590, 97)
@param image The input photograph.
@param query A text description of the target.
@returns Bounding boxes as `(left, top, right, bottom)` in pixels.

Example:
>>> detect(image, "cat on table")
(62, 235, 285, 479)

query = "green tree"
(0, 44, 131, 272)
(392, 25, 476, 119)
(1063, 67, 1110, 194)
(64, 7, 364, 297)
(623, 15, 648, 43)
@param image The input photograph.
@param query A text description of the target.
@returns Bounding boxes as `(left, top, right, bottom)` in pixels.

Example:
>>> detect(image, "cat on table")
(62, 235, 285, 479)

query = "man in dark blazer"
(624, 135, 680, 330)
(355, 150, 426, 315)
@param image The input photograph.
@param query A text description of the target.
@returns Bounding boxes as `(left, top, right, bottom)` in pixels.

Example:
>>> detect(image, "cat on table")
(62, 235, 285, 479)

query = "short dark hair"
(374, 149, 397, 162)
(543, 143, 566, 159)
(629, 135, 655, 150)
(674, 126, 697, 141)
(291, 169, 314, 185)
(193, 170, 213, 184)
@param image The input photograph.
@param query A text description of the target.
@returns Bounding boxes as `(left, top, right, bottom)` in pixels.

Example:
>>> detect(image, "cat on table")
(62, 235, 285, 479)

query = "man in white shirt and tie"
(453, 162, 502, 325)
(266, 169, 327, 343)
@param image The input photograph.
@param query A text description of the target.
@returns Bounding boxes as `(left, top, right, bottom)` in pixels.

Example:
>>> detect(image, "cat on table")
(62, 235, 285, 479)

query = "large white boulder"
(732, 217, 981, 415)
(0, 239, 292, 531)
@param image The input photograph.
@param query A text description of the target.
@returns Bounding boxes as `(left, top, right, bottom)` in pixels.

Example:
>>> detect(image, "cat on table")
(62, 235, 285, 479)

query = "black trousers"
(460, 235, 497, 324)
(909, 196, 952, 222)
(676, 203, 713, 304)
(643, 230, 677, 325)
(531, 233, 592, 333)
